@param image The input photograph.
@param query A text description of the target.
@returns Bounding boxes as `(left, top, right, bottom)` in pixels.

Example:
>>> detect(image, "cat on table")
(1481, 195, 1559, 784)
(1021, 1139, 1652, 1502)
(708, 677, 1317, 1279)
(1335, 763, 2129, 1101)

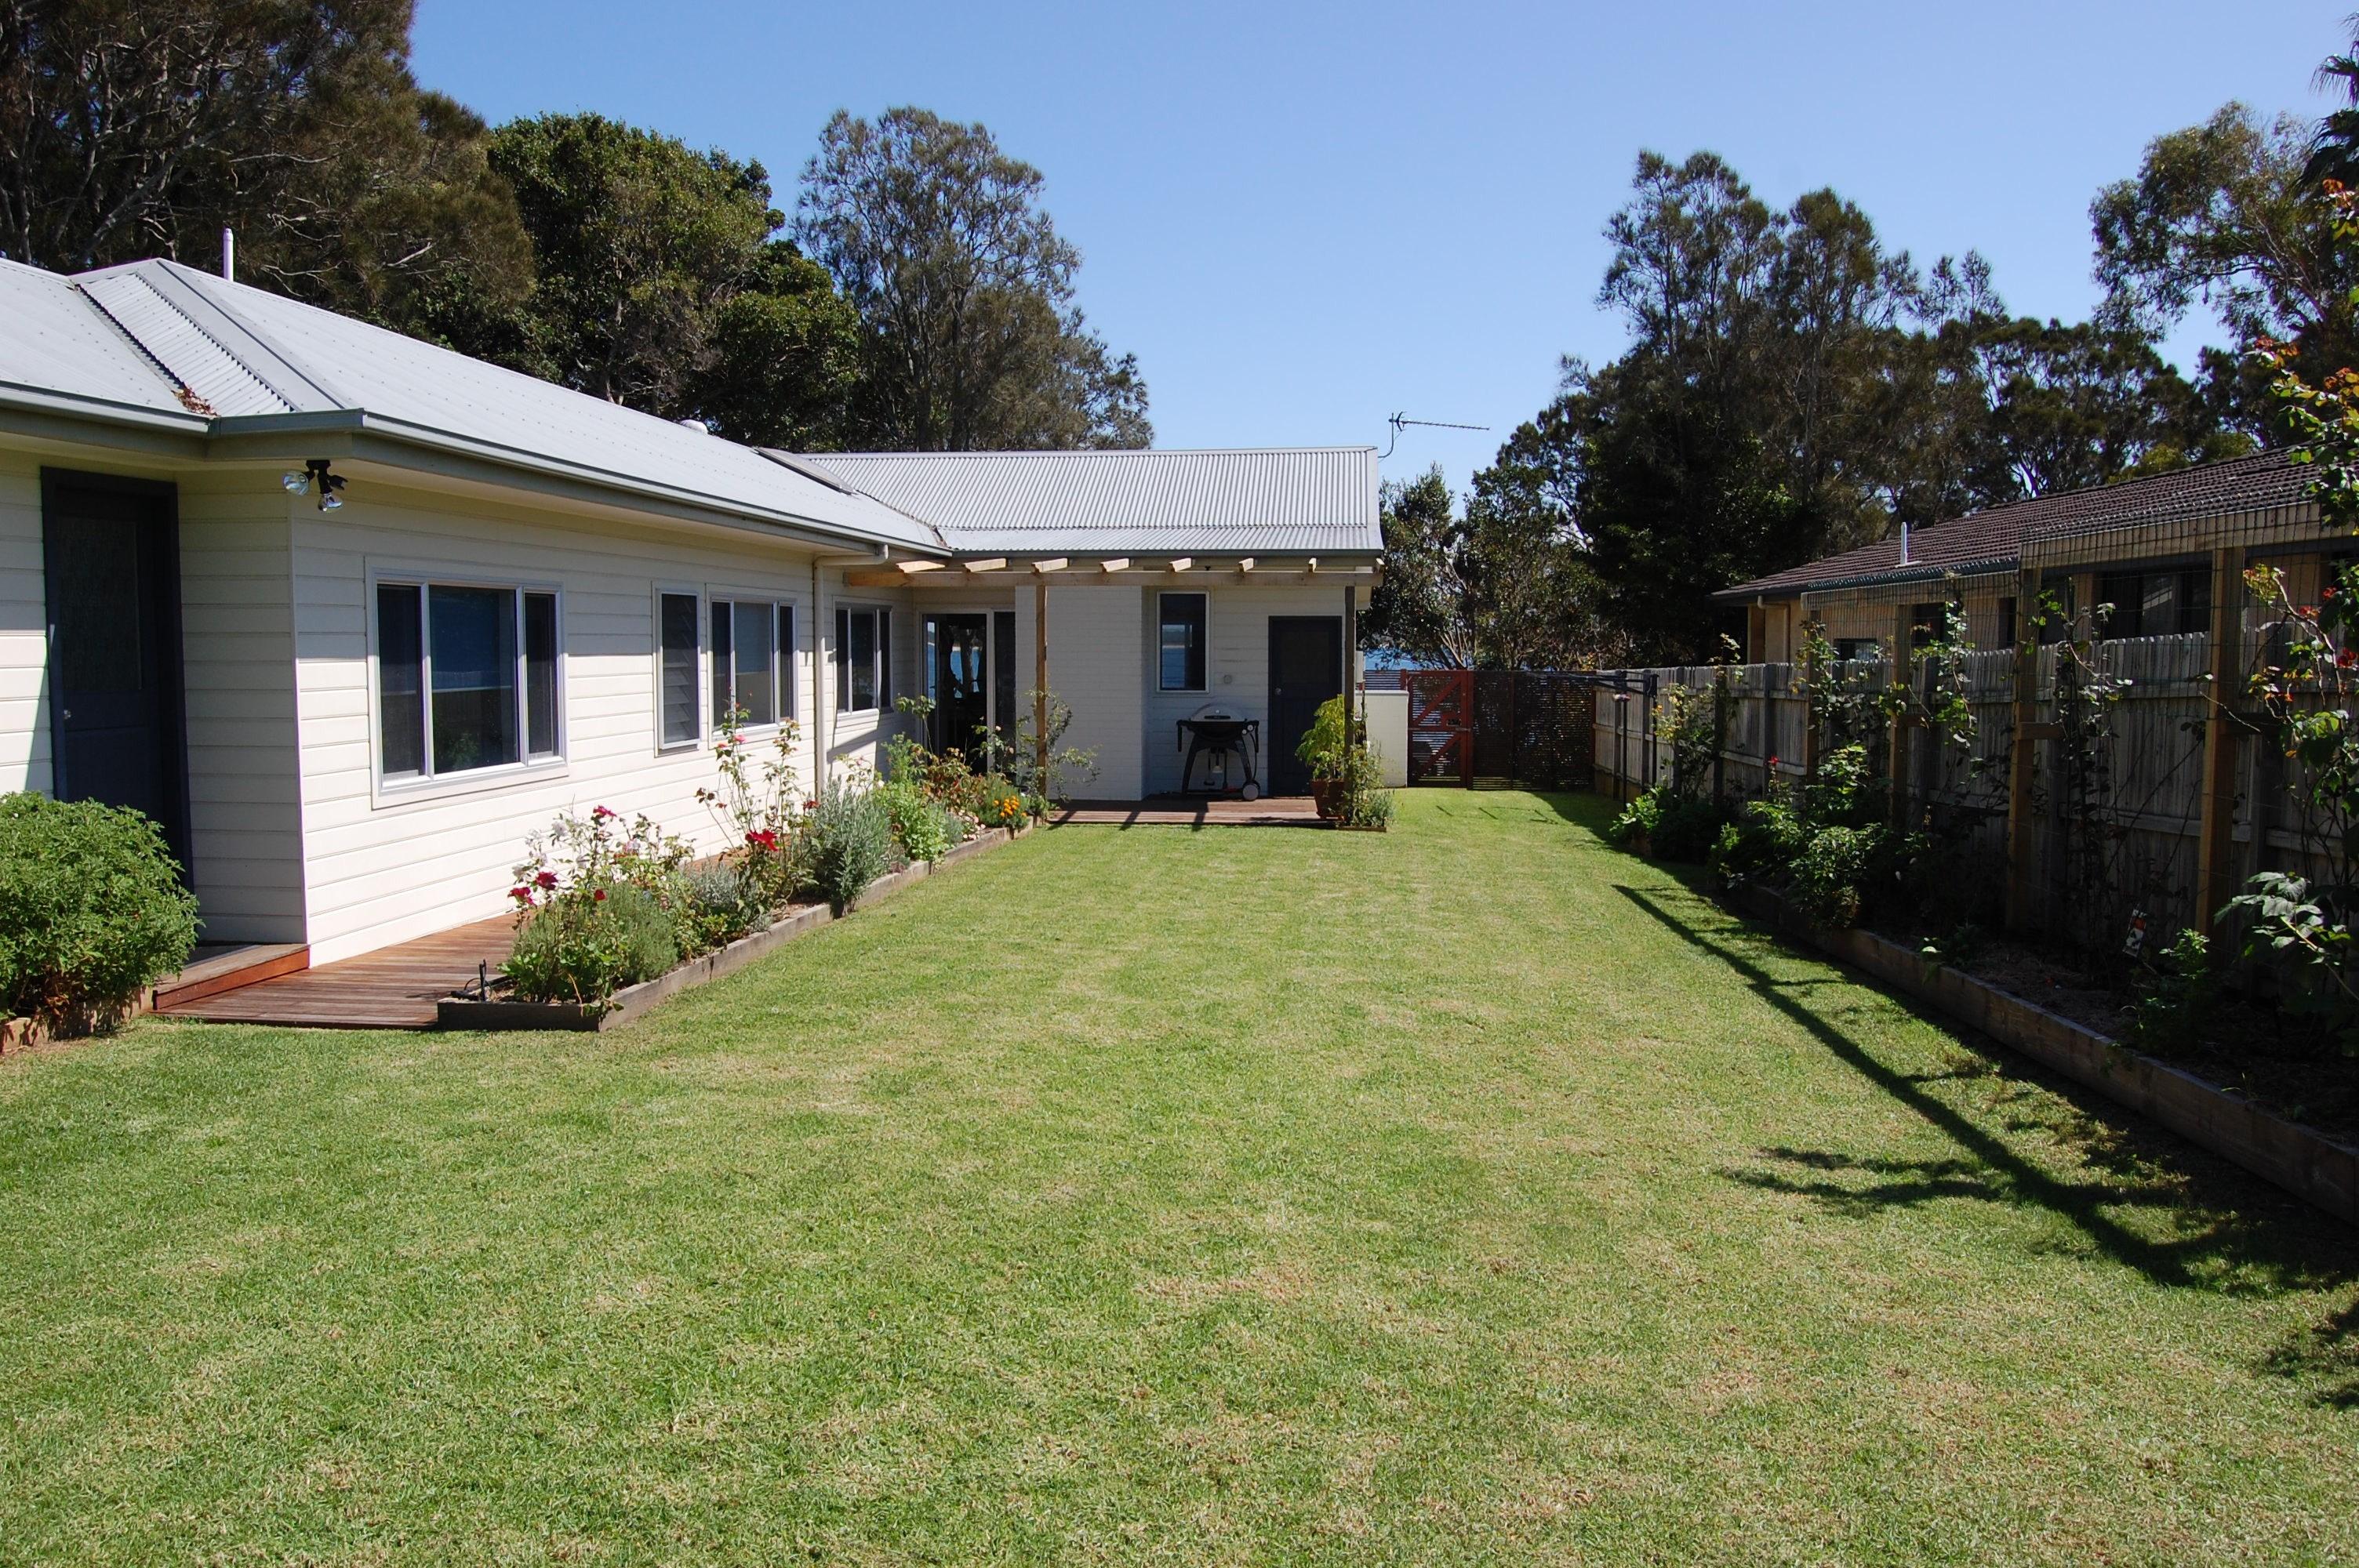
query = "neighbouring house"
(1717, 450, 2328, 661)
(1, 256, 1379, 965)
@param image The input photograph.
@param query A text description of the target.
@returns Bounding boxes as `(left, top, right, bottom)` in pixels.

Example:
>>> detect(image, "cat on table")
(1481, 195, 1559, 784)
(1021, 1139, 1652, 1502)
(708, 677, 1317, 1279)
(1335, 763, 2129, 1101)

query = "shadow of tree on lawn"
(1613, 880, 2354, 1312)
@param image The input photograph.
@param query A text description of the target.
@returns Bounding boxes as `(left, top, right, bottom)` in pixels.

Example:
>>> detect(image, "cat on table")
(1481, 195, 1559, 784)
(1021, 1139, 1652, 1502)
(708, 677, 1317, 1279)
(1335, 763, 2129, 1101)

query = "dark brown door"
(42, 472, 190, 872)
(1267, 616, 1342, 796)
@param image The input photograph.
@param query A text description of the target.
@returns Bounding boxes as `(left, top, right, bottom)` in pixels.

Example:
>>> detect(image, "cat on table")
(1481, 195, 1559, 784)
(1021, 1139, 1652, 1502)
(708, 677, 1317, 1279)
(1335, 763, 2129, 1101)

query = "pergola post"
(1343, 584, 1359, 743)
(2194, 544, 2248, 938)
(1889, 604, 1912, 829)
(1034, 574, 1050, 789)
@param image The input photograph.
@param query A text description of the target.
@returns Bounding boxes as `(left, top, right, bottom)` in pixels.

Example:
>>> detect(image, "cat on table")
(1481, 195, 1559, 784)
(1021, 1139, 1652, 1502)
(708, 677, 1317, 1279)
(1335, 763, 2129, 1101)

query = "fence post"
(2194, 545, 2248, 938)
(1888, 605, 1911, 829)
(2004, 568, 2041, 932)
(1801, 629, 1822, 822)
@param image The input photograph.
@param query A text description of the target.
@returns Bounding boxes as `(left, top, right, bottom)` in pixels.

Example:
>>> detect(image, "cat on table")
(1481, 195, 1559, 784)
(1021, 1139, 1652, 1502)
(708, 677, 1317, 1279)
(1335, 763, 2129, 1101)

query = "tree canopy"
(794, 107, 1149, 451)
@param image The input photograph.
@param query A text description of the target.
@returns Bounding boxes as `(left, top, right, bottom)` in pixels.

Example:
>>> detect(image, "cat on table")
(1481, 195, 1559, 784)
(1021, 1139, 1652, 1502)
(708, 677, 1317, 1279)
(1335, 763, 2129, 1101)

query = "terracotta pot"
(1309, 779, 1339, 818)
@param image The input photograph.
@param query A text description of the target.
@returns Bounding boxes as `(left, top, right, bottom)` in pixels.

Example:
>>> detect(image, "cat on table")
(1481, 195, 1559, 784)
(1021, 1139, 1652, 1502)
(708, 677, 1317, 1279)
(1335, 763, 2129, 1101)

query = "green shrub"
(810, 780, 894, 908)
(1329, 744, 1393, 828)
(1296, 695, 1351, 779)
(2125, 927, 2219, 1053)
(1649, 796, 1727, 862)
(1709, 799, 1805, 884)
(881, 779, 958, 862)
(682, 862, 763, 951)
(1790, 826, 1877, 927)
(1606, 789, 1664, 848)
(504, 881, 678, 1007)
(0, 793, 198, 1032)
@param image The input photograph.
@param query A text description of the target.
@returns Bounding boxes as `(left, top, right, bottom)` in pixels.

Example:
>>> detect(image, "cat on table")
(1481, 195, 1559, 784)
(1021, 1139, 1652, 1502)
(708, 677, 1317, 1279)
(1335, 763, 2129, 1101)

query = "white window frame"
(366, 564, 566, 807)
(653, 583, 705, 754)
(1158, 590, 1209, 692)
(835, 602, 890, 716)
(707, 591, 801, 734)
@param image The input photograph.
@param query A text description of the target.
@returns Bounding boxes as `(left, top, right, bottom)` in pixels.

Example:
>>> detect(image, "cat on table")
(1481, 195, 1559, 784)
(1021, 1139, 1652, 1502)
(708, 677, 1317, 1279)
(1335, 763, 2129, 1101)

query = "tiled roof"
(803, 447, 1383, 557)
(1717, 450, 2311, 599)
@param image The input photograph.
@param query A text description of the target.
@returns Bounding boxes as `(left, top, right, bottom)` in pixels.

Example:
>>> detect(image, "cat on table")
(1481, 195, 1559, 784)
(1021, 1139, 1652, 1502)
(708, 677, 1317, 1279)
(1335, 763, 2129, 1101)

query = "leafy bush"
(682, 862, 765, 951)
(504, 881, 678, 1007)
(809, 779, 894, 908)
(1650, 796, 1726, 862)
(881, 779, 955, 862)
(1790, 826, 1879, 927)
(1327, 743, 1394, 828)
(0, 793, 198, 1032)
(2221, 872, 2358, 1054)
(976, 776, 1028, 829)
(1296, 695, 1352, 780)
(1605, 789, 1663, 848)
(1709, 799, 1805, 884)
(2125, 927, 2219, 1053)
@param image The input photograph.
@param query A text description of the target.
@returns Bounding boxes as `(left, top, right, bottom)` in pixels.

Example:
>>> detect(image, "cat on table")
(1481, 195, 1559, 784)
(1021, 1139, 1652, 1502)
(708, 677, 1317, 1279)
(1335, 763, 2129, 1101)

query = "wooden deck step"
(157, 918, 514, 1030)
(1051, 795, 1324, 827)
(150, 943, 309, 1009)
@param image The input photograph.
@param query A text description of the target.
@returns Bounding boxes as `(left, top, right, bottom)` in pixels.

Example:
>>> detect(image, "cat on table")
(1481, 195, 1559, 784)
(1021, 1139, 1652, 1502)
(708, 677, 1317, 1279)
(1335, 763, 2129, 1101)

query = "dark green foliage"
(794, 107, 1148, 451)
(1605, 787, 1724, 862)
(0, 793, 198, 1032)
(477, 114, 858, 448)
(809, 781, 894, 909)
(682, 862, 765, 952)
(0, 0, 533, 338)
(2125, 927, 2220, 1054)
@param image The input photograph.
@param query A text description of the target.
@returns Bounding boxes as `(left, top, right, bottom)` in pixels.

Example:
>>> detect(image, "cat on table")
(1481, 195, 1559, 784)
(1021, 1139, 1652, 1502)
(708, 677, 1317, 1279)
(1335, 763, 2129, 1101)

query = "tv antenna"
(1381, 410, 1488, 460)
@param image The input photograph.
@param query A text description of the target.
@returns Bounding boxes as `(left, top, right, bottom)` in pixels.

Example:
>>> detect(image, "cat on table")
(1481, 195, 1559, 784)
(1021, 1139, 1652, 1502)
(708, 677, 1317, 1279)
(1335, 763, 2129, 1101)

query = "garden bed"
(438, 826, 1017, 1033)
(1728, 883, 2359, 1227)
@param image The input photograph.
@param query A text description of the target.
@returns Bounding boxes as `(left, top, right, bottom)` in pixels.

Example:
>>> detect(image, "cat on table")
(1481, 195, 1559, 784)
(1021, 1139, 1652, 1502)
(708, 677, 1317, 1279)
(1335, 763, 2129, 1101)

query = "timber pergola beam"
(843, 555, 1382, 589)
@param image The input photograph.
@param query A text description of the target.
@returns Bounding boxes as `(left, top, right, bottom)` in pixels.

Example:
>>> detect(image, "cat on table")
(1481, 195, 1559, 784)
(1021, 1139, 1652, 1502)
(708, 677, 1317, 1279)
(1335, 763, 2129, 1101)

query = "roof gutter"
(206, 408, 951, 557)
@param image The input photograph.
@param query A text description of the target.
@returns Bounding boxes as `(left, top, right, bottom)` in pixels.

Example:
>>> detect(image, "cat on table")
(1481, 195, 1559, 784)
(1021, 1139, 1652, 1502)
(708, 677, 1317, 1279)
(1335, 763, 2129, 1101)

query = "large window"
(1159, 592, 1207, 691)
(376, 579, 560, 783)
(836, 604, 891, 713)
(712, 597, 792, 729)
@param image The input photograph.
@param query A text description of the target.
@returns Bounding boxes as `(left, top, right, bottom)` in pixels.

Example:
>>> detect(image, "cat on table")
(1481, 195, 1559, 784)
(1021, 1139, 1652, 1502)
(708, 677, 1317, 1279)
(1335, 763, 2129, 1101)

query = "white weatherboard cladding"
(289, 483, 892, 963)
(1140, 583, 1354, 796)
(1014, 585, 1144, 801)
(0, 454, 49, 796)
(177, 474, 304, 944)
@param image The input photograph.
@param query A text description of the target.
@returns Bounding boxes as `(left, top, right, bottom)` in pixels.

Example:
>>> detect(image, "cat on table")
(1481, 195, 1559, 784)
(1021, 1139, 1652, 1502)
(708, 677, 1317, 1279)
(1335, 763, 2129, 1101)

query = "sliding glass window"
(375, 580, 561, 784)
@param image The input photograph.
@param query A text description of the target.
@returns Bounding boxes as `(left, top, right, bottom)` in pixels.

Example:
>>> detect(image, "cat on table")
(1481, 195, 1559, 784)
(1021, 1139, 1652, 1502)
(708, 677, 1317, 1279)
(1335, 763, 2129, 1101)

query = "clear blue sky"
(413, 1, 2340, 492)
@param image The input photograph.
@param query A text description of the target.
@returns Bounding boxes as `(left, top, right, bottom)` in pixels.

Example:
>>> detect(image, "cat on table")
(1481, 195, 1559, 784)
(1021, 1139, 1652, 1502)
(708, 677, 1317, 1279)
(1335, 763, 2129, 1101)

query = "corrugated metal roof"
(79, 267, 300, 416)
(1717, 449, 2310, 600)
(805, 447, 1382, 555)
(0, 260, 192, 419)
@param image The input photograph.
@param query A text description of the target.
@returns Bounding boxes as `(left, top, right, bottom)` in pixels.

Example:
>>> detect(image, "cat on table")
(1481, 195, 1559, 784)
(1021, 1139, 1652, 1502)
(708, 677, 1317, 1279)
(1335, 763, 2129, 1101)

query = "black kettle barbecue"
(1176, 704, 1262, 800)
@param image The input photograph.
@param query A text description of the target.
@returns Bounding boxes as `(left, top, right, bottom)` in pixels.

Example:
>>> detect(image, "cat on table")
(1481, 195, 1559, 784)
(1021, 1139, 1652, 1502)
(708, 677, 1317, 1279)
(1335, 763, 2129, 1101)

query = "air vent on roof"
(757, 448, 860, 495)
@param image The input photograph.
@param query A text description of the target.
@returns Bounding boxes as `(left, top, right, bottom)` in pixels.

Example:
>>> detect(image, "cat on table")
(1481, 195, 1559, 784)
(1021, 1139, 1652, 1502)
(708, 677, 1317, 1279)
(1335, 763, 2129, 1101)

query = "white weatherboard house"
(0, 257, 1381, 965)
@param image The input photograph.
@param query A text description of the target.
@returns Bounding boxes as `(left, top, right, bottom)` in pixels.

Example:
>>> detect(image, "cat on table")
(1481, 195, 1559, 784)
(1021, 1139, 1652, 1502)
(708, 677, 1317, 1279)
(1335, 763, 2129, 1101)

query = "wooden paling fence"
(1590, 630, 2340, 948)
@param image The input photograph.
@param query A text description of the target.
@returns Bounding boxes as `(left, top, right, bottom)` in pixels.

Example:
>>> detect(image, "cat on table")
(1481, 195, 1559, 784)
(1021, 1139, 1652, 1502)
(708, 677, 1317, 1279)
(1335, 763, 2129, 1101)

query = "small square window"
(1159, 593, 1206, 691)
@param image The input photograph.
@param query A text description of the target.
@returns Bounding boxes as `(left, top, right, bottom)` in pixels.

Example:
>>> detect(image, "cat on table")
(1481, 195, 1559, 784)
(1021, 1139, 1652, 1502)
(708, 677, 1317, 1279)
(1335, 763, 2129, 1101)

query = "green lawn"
(3, 790, 2355, 1566)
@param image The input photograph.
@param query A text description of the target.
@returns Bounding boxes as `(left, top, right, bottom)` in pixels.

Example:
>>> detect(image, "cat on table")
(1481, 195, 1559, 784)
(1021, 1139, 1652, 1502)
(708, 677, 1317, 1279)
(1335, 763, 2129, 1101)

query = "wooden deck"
(1050, 795, 1323, 828)
(155, 917, 516, 1030)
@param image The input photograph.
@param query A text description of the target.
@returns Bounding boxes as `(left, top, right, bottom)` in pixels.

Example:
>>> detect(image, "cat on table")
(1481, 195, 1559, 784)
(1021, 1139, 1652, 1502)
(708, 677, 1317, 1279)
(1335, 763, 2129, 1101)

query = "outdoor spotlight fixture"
(282, 458, 347, 512)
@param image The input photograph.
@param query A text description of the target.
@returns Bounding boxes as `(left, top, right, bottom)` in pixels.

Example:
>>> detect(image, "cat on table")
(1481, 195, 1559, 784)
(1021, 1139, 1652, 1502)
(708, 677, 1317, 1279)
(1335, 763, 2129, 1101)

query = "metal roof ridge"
(128, 260, 349, 412)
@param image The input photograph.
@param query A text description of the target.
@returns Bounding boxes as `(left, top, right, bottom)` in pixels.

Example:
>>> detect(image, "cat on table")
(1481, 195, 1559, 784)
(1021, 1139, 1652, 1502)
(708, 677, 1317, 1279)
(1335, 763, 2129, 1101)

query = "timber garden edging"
(436, 825, 1021, 1033)
(1728, 884, 2359, 1228)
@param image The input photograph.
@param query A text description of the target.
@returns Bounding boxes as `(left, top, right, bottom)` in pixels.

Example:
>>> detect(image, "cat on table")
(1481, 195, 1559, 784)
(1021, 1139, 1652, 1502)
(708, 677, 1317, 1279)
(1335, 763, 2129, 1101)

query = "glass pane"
(848, 609, 878, 710)
(733, 600, 776, 726)
(377, 583, 423, 777)
(778, 604, 796, 717)
(1160, 595, 1205, 689)
(55, 515, 143, 695)
(660, 593, 699, 745)
(711, 600, 733, 728)
(994, 610, 1016, 739)
(524, 592, 558, 758)
(2140, 574, 2175, 637)
(429, 585, 518, 774)
(878, 608, 892, 705)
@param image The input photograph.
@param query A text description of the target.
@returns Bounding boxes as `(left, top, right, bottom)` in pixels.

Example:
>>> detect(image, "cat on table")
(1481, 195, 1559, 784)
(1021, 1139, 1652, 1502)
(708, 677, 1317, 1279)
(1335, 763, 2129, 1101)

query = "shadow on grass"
(1612, 879, 2353, 1307)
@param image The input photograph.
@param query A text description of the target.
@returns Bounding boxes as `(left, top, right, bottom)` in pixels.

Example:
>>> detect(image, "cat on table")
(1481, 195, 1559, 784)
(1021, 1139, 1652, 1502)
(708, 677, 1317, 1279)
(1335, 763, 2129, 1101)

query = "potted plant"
(1296, 696, 1352, 817)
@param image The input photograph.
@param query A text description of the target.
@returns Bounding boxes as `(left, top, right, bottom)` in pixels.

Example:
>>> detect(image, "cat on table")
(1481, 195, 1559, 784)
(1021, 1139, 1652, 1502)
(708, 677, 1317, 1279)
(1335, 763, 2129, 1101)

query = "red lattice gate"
(1404, 670, 1473, 786)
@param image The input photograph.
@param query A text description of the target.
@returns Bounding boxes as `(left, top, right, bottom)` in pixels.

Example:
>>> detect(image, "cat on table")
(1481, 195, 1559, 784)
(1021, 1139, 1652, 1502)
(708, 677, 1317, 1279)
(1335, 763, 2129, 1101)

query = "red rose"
(535, 870, 558, 890)
(510, 885, 533, 903)
(593, 887, 607, 902)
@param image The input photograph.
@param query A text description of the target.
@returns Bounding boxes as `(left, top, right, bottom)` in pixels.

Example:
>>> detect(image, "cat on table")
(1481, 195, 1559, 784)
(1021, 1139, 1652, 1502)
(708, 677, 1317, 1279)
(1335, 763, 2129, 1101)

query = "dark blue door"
(1267, 616, 1342, 796)
(44, 474, 189, 873)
